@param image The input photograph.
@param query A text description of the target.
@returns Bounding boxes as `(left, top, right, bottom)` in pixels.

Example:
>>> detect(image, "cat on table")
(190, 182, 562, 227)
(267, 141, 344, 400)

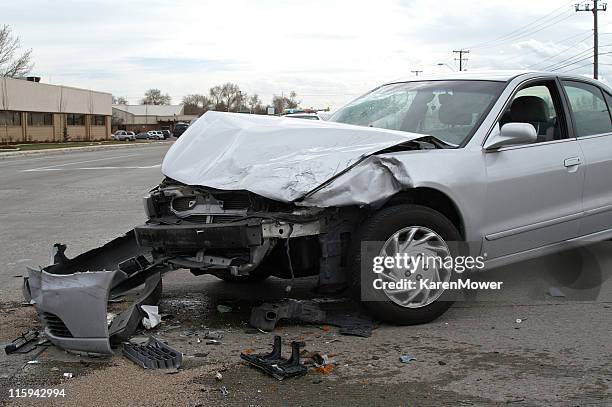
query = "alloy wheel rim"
(378, 226, 452, 308)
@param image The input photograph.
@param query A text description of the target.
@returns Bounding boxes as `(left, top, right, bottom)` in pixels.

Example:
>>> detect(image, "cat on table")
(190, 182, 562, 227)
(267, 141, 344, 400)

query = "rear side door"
(561, 80, 612, 236)
(482, 78, 584, 260)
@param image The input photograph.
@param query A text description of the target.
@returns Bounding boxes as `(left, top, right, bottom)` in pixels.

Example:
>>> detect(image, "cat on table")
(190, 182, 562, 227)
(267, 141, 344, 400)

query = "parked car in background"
(284, 112, 321, 120)
(112, 130, 136, 141)
(162, 130, 172, 139)
(173, 122, 189, 137)
(146, 130, 164, 140)
(135, 132, 149, 140)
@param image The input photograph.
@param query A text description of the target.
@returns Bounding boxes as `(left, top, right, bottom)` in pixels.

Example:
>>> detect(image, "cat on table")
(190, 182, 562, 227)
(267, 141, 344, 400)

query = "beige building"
(0, 76, 112, 143)
(112, 104, 197, 133)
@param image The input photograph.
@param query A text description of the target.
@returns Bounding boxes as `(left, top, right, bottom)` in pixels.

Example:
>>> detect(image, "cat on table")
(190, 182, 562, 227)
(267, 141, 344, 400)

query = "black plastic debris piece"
(109, 273, 162, 345)
(249, 299, 374, 337)
(5, 331, 39, 354)
(240, 336, 307, 380)
(250, 299, 325, 331)
(122, 337, 182, 369)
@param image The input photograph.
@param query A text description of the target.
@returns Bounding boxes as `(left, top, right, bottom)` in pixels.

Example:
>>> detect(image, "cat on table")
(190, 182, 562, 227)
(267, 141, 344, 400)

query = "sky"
(4, 0, 612, 110)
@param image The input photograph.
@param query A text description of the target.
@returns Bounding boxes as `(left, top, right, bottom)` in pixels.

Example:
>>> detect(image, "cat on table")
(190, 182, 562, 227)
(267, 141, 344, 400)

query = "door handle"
(564, 157, 582, 167)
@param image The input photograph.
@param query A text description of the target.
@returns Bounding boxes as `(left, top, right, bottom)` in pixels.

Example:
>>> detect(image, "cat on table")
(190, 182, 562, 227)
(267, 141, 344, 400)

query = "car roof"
(387, 70, 609, 87)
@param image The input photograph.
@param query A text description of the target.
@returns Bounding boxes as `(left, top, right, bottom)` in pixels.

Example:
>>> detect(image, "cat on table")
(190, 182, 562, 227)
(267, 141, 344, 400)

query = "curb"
(0, 141, 172, 160)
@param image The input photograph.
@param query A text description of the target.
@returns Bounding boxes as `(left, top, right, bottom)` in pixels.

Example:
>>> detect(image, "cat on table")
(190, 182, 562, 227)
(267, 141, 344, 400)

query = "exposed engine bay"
(137, 178, 362, 286)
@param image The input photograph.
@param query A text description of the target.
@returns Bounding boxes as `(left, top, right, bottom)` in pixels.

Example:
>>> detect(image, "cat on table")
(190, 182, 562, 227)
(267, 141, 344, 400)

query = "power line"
(466, 0, 576, 50)
(551, 53, 595, 71)
(560, 62, 595, 72)
(551, 50, 612, 71)
(542, 47, 595, 70)
(472, 12, 577, 51)
(528, 31, 593, 68)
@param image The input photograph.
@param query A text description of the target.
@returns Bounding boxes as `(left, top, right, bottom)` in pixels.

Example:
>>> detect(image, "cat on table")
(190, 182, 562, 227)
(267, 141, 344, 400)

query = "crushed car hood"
(162, 111, 422, 203)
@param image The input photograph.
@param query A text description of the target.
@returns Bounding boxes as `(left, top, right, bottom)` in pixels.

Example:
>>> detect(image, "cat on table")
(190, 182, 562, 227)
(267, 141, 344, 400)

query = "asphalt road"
(0, 144, 170, 303)
(1, 145, 611, 406)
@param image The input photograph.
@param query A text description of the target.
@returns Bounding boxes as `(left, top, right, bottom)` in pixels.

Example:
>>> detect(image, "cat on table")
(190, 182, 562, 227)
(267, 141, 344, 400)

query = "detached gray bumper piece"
(23, 230, 168, 355)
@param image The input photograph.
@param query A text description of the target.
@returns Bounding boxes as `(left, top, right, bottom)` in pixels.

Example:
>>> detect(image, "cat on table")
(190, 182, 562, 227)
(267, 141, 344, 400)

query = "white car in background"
(147, 131, 165, 140)
(112, 130, 135, 141)
(284, 112, 321, 120)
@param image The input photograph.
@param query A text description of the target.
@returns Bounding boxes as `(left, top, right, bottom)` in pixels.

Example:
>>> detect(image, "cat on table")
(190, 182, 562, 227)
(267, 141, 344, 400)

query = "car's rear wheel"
(351, 204, 462, 325)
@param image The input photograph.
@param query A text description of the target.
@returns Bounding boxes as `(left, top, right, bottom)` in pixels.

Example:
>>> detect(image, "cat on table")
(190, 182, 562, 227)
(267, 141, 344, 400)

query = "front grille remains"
(220, 194, 251, 210)
(171, 196, 196, 212)
(40, 312, 73, 338)
(183, 214, 245, 223)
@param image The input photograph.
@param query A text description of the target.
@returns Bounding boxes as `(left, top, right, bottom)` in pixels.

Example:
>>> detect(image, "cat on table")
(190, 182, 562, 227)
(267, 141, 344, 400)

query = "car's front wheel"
(351, 204, 462, 325)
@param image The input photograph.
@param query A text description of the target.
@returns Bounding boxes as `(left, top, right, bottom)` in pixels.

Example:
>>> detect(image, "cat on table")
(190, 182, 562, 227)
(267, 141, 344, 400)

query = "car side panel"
(577, 133, 612, 235)
(481, 140, 584, 259)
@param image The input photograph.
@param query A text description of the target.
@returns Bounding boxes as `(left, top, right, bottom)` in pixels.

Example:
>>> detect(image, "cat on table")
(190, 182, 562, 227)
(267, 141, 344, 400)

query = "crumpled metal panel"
(299, 155, 413, 207)
(162, 111, 421, 204)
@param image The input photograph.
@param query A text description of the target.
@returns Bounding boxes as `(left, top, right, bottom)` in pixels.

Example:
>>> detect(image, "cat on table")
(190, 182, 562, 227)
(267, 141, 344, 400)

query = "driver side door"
(481, 78, 584, 261)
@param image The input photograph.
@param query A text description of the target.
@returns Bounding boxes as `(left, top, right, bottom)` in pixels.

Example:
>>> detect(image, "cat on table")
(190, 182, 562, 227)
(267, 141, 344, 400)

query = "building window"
(91, 115, 106, 126)
(28, 112, 53, 126)
(0, 111, 21, 126)
(67, 113, 85, 126)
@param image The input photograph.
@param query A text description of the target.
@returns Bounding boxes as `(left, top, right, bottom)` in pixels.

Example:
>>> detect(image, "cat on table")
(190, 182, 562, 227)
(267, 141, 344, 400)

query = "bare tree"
(141, 89, 171, 105)
(209, 85, 223, 110)
(220, 83, 241, 112)
(0, 25, 33, 77)
(247, 94, 263, 114)
(182, 94, 211, 110)
(112, 96, 128, 104)
(272, 91, 300, 114)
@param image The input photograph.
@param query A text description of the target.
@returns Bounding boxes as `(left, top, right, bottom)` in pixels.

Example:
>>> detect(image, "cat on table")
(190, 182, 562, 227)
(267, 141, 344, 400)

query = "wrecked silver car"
(27, 71, 612, 353)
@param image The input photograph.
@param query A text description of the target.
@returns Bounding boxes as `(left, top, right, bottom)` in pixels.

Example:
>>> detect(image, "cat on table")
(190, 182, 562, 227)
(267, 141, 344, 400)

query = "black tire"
(215, 272, 271, 284)
(351, 204, 462, 325)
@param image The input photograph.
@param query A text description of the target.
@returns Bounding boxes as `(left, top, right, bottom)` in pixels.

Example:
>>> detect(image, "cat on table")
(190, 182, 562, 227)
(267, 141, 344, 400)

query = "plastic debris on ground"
(204, 330, 224, 340)
(240, 335, 307, 380)
(548, 287, 566, 297)
(249, 298, 374, 337)
(63, 373, 74, 379)
(220, 386, 229, 397)
(217, 305, 232, 313)
(399, 355, 417, 363)
(314, 364, 334, 374)
(5, 331, 39, 354)
(129, 336, 151, 346)
(141, 305, 161, 329)
(311, 353, 332, 367)
(215, 372, 223, 381)
(122, 337, 182, 369)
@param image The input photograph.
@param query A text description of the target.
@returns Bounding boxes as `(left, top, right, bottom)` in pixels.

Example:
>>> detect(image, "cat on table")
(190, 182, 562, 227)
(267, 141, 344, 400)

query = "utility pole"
(411, 70, 423, 76)
(453, 49, 469, 71)
(576, 0, 607, 79)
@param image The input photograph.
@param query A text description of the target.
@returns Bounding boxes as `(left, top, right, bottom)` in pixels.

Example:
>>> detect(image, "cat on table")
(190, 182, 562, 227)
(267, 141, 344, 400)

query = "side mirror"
(484, 123, 537, 150)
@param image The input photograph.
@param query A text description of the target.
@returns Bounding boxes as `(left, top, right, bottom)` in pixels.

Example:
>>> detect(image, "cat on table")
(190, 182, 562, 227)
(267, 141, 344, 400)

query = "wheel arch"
(382, 187, 466, 239)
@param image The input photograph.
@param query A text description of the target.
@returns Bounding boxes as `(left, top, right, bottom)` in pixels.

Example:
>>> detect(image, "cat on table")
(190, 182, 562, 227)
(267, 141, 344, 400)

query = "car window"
(329, 80, 504, 146)
(562, 80, 612, 137)
(499, 82, 565, 142)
